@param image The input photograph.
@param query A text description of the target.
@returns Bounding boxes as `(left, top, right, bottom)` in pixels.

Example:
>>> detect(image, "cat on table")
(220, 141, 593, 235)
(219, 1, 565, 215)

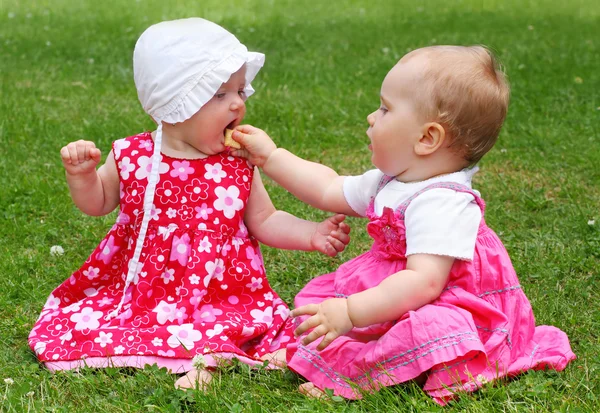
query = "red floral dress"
(29, 132, 294, 372)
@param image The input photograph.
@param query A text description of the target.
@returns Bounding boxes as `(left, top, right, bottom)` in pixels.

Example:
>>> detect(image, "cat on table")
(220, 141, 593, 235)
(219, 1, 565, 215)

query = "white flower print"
(203, 259, 225, 287)
(246, 277, 263, 292)
(149, 204, 162, 221)
(204, 163, 227, 183)
(205, 323, 224, 339)
(161, 268, 175, 284)
(241, 326, 255, 337)
(43, 294, 60, 310)
(82, 266, 100, 280)
(118, 157, 136, 180)
(214, 186, 244, 219)
(83, 288, 100, 297)
(274, 304, 290, 319)
(62, 303, 81, 314)
(34, 341, 47, 356)
(158, 224, 178, 240)
(113, 139, 130, 159)
(114, 345, 125, 355)
(94, 332, 113, 348)
(197, 236, 212, 253)
(166, 323, 202, 350)
(59, 330, 73, 345)
(189, 274, 200, 285)
(70, 307, 103, 331)
(152, 337, 163, 347)
(135, 155, 169, 180)
(152, 300, 178, 325)
(166, 208, 178, 218)
(250, 307, 274, 325)
(263, 292, 274, 301)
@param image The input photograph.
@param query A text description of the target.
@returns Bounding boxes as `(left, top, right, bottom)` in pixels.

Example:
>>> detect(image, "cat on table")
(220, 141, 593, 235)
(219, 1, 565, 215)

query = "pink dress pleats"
(29, 132, 294, 372)
(286, 181, 575, 405)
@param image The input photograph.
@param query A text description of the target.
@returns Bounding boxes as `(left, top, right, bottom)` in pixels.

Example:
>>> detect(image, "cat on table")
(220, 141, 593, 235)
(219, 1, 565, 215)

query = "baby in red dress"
(28, 17, 350, 390)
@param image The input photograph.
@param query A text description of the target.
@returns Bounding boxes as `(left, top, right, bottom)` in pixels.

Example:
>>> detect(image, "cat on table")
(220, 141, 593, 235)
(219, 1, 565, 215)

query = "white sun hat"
(107, 18, 265, 319)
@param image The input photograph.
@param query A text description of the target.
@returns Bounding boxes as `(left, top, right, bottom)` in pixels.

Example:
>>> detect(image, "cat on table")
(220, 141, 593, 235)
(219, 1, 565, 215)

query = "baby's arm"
(293, 254, 453, 350)
(244, 169, 350, 256)
(232, 125, 359, 217)
(60, 140, 120, 216)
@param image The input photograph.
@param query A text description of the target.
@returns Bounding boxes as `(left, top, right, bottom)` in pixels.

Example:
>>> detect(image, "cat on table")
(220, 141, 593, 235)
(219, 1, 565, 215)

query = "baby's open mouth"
(223, 120, 238, 136)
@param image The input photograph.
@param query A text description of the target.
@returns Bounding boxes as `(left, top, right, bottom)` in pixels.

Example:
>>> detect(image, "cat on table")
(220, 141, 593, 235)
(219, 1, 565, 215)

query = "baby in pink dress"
(28, 18, 350, 390)
(231, 45, 575, 404)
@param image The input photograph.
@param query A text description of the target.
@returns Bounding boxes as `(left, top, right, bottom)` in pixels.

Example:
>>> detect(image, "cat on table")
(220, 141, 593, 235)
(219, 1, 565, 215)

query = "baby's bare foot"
(298, 382, 327, 398)
(260, 348, 287, 367)
(175, 369, 214, 391)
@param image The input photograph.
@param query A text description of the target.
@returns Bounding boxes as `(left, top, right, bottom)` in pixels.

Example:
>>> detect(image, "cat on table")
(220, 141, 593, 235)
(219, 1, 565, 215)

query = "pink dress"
(29, 132, 294, 372)
(286, 180, 575, 405)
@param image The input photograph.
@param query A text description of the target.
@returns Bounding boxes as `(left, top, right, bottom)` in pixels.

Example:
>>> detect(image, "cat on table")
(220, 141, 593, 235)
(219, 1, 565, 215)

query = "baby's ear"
(414, 122, 446, 156)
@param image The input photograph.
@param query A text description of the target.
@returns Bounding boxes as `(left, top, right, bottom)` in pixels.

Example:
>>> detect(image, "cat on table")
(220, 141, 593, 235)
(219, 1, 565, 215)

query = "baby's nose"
(367, 113, 375, 126)
(230, 97, 245, 112)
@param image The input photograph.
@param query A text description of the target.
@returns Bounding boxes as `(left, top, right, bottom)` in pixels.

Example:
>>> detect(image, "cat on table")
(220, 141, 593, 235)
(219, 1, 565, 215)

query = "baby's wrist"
(345, 295, 358, 328)
(262, 147, 283, 171)
(65, 169, 98, 186)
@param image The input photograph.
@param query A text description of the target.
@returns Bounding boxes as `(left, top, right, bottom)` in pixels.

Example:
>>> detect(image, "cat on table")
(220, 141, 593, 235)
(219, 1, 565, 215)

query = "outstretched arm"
(292, 254, 454, 350)
(244, 168, 350, 256)
(60, 140, 120, 216)
(232, 125, 360, 217)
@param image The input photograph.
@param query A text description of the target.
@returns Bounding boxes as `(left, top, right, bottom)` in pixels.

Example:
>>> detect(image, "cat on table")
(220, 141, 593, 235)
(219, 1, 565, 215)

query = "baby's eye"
(216, 92, 226, 99)
(238, 89, 247, 99)
(379, 107, 388, 114)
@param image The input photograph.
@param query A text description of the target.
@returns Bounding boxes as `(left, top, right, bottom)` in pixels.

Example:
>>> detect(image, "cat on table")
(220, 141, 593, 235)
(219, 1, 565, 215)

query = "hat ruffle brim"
(155, 49, 264, 124)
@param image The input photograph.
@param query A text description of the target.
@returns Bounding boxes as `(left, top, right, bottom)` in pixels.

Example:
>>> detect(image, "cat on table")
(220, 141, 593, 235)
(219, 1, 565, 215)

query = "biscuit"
(224, 129, 241, 149)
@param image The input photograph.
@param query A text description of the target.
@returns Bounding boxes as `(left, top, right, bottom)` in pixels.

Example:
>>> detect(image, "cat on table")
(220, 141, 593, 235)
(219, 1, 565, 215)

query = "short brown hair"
(414, 45, 510, 165)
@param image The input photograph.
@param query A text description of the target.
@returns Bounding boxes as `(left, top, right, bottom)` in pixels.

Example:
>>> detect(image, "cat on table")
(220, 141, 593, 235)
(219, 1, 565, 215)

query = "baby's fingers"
(339, 221, 351, 235)
(234, 124, 260, 135)
(325, 237, 346, 256)
(330, 230, 350, 247)
(75, 140, 91, 163)
(293, 313, 321, 337)
(302, 325, 328, 346)
(316, 332, 338, 351)
(291, 303, 319, 318)
(328, 214, 346, 226)
(60, 145, 74, 165)
(89, 147, 102, 163)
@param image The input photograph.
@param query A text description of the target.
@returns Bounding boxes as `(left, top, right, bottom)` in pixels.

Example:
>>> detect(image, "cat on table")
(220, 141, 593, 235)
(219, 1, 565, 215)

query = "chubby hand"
(60, 140, 102, 176)
(291, 298, 354, 351)
(311, 214, 351, 257)
(230, 125, 277, 168)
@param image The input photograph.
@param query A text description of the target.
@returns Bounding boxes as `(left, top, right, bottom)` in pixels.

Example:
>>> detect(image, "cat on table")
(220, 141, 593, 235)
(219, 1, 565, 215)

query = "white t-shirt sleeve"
(405, 188, 481, 260)
(342, 169, 385, 216)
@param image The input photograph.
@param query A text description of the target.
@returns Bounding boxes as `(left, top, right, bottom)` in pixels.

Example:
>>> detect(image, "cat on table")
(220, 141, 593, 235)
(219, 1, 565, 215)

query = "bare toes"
(299, 382, 327, 399)
(175, 369, 214, 391)
(259, 349, 287, 367)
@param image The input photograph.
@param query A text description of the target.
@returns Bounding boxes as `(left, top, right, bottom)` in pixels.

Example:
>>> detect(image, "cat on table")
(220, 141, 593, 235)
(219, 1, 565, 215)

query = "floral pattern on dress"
(29, 132, 294, 369)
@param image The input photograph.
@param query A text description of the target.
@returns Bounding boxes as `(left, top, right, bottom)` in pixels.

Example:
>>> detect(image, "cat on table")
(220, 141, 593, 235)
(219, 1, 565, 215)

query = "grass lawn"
(1, 0, 599, 411)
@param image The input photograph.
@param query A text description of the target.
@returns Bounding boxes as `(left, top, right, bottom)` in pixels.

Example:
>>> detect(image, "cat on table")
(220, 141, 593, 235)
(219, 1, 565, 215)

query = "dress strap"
(395, 182, 486, 218)
(375, 174, 396, 196)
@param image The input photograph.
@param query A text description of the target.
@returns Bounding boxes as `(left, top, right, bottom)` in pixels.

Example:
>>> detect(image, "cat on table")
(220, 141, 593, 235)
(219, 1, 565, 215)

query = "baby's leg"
(174, 369, 214, 391)
(298, 372, 429, 399)
(259, 348, 287, 367)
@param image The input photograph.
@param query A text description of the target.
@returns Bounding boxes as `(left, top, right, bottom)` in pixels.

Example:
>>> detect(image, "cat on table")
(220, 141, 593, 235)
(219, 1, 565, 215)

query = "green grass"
(1, 0, 599, 411)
